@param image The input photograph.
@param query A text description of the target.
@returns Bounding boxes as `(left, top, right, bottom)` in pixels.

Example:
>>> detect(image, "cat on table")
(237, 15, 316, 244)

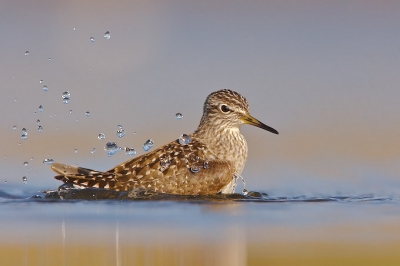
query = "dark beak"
(242, 115, 279, 134)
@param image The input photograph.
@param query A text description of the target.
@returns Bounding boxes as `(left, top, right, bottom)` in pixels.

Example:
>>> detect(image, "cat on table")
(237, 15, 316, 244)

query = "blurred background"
(1, 1, 400, 265)
(1, 0, 399, 196)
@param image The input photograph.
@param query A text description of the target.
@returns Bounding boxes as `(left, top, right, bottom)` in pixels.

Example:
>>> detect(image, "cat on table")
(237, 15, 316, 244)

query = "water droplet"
(203, 161, 209, 169)
(38, 125, 43, 132)
(62, 91, 70, 104)
(12, 125, 17, 130)
(21, 128, 28, 136)
(25, 51, 29, 56)
(85, 111, 90, 117)
(73, 27, 76, 31)
(117, 125, 123, 129)
(90, 37, 95, 42)
(143, 139, 154, 152)
(104, 31, 111, 39)
(69, 110, 73, 114)
(91, 148, 96, 154)
(39, 105, 44, 112)
(74, 149, 78, 154)
(4, 181, 7, 184)
(116, 129, 125, 138)
(242, 189, 248, 195)
(36, 119, 41, 125)
(23, 162, 29, 166)
(98, 133, 105, 140)
(124, 147, 136, 156)
(104, 142, 120, 156)
(190, 166, 201, 173)
(43, 158, 54, 165)
(159, 156, 171, 171)
(43, 85, 48, 92)
(175, 113, 183, 120)
(39, 80, 44, 84)
(22, 176, 27, 184)
(178, 134, 191, 145)
(48, 57, 51, 61)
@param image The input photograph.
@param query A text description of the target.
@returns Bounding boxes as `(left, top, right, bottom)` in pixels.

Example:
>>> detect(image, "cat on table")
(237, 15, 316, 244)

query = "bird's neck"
(193, 124, 248, 174)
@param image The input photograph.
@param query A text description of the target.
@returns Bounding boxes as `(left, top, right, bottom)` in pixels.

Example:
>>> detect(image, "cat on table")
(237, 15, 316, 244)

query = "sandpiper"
(51, 89, 278, 195)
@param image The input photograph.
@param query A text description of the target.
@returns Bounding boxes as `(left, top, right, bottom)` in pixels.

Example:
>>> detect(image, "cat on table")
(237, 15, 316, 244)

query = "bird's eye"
(220, 105, 230, 113)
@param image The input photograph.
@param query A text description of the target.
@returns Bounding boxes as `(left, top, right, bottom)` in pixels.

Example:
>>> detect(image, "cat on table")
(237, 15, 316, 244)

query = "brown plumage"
(51, 89, 278, 195)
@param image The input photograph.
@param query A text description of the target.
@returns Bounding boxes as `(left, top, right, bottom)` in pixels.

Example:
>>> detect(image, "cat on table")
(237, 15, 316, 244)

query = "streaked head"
(200, 89, 279, 134)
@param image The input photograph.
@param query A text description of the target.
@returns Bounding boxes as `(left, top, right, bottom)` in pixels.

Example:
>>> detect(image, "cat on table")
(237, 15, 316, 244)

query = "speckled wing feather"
(52, 139, 235, 195)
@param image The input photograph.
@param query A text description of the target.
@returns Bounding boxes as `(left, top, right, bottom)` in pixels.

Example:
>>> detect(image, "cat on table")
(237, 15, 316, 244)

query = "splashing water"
(104, 142, 120, 156)
(124, 147, 136, 156)
(62, 91, 70, 104)
(175, 113, 183, 119)
(159, 156, 171, 171)
(190, 166, 201, 173)
(21, 128, 28, 140)
(116, 129, 125, 138)
(98, 133, 106, 140)
(43, 158, 54, 165)
(143, 139, 154, 152)
(178, 134, 191, 145)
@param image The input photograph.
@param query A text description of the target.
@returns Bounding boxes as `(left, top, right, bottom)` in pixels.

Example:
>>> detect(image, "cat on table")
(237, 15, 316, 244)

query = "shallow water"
(1, 186, 400, 266)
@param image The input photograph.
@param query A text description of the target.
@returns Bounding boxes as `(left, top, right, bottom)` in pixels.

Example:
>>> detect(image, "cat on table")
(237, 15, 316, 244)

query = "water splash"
(190, 166, 201, 173)
(143, 139, 154, 152)
(62, 91, 70, 104)
(124, 147, 136, 156)
(43, 158, 54, 165)
(116, 129, 125, 138)
(178, 134, 191, 145)
(98, 133, 106, 140)
(159, 156, 171, 171)
(21, 128, 28, 140)
(175, 113, 183, 119)
(104, 142, 120, 156)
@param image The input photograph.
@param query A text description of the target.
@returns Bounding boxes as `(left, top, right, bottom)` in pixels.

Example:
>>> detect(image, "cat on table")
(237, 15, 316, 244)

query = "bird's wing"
(52, 139, 235, 195)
